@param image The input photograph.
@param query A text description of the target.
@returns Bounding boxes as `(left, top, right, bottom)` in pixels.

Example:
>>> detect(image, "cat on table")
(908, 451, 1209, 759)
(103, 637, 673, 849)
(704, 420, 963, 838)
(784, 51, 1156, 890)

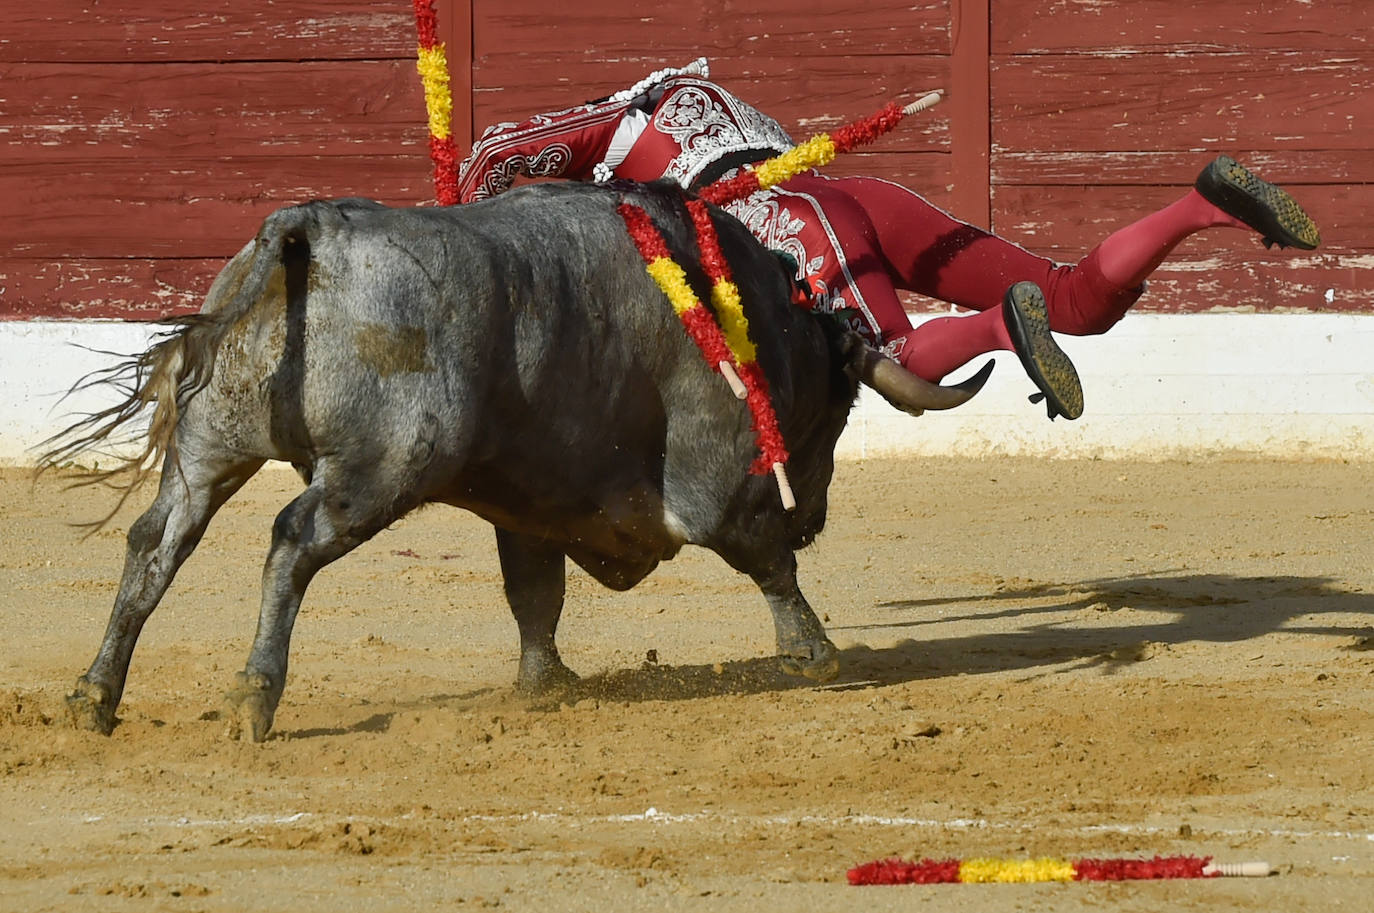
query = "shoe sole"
(1004, 281, 1083, 420)
(1198, 155, 1320, 250)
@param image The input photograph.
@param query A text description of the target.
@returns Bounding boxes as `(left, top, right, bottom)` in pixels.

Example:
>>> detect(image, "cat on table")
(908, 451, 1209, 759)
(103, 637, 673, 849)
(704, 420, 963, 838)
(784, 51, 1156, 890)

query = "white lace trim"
(724, 180, 881, 340)
(606, 57, 709, 105)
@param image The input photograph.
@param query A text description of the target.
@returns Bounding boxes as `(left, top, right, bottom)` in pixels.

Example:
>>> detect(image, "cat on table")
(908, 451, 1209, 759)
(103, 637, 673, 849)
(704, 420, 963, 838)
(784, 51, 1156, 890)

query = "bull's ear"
(768, 249, 812, 302)
(854, 346, 993, 416)
(770, 249, 799, 274)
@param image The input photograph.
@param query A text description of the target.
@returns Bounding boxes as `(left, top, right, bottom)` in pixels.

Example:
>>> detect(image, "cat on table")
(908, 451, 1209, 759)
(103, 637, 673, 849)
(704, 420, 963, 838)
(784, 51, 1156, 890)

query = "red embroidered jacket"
(455, 67, 794, 203)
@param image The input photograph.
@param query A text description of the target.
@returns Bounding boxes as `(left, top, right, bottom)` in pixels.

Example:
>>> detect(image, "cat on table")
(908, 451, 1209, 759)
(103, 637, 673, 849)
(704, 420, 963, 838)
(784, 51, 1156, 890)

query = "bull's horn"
(858, 348, 993, 415)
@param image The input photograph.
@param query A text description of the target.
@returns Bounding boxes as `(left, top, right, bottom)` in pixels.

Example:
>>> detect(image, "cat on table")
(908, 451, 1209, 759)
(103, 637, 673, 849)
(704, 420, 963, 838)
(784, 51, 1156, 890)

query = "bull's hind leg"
(225, 467, 420, 742)
(68, 455, 264, 734)
(494, 528, 579, 693)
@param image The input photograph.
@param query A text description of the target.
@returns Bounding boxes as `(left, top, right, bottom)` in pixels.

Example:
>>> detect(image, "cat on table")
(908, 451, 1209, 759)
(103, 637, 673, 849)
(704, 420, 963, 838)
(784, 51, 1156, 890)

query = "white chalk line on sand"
(74, 808, 1374, 844)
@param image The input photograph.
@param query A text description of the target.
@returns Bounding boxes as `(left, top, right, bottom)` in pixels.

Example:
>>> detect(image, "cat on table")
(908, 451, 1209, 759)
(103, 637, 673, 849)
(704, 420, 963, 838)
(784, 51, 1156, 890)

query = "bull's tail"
(36, 204, 323, 523)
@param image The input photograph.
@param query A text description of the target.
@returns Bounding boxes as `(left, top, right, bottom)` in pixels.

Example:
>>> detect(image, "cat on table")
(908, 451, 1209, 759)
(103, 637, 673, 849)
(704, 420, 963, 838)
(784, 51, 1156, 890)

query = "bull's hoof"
(778, 639, 840, 683)
(222, 672, 277, 742)
(67, 676, 117, 735)
(516, 651, 580, 696)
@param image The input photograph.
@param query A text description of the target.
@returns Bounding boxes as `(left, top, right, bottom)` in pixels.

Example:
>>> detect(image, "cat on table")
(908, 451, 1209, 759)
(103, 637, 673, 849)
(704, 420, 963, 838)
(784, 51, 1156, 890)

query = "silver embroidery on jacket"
(724, 184, 883, 344)
(653, 82, 794, 186)
(472, 144, 573, 200)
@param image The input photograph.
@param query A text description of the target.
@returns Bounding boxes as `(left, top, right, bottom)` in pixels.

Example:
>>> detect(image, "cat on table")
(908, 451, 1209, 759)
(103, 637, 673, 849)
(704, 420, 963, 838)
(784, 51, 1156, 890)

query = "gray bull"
(48, 182, 988, 741)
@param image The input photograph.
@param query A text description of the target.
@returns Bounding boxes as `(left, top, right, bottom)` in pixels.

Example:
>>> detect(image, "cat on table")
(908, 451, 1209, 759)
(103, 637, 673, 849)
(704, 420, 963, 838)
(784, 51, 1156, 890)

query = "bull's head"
(765, 249, 992, 417)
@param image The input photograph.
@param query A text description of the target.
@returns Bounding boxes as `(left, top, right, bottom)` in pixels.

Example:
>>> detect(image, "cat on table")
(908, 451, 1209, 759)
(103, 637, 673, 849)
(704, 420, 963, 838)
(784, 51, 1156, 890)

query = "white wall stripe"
(4, 313, 1373, 465)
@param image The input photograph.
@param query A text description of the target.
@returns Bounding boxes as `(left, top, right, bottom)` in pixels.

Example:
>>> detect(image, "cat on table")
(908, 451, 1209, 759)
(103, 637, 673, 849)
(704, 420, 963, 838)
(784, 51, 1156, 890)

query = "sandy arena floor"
(1, 456, 1371, 911)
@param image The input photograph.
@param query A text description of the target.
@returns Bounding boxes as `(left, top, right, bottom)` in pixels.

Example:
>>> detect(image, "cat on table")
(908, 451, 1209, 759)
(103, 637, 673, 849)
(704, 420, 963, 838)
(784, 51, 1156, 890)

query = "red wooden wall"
(0, 1, 432, 319)
(2, 1, 1367, 320)
(990, 1, 1371, 314)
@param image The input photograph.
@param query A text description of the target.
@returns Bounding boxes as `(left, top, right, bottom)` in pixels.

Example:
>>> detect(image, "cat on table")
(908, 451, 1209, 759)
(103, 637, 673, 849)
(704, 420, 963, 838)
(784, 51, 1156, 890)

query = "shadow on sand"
(530, 570, 1374, 707)
(272, 571, 1373, 736)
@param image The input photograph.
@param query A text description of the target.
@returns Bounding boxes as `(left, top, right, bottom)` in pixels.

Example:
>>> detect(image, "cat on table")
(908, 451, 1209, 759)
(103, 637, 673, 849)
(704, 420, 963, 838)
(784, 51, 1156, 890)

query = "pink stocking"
(1090, 189, 1249, 291)
(875, 186, 1248, 379)
(889, 309, 1011, 383)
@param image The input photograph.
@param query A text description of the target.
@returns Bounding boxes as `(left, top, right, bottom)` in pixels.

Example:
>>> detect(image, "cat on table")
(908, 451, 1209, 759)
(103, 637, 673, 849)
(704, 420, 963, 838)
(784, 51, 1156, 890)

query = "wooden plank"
(0, 258, 224, 320)
(949, 0, 990, 227)
(991, 51, 1371, 155)
(995, 152, 1373, 278)
(901, 262, 1361, 316)
(993, 182, 1372, 256)
(0, 1, 417, 63)
(1, 61, 430, 163)
(472, 0, 950, 66)
(995, 0, 1374, 54)
(2, 156, 435, 259)
(469, 55, 952, 158)
(995, 150, 1374, 187)
(816, 150, 952, 197)
(990, 183, 1373, 313)
(1121, 265, 1366, 315)
(439, 0, 474, 150)
(0, 152, 952, 321)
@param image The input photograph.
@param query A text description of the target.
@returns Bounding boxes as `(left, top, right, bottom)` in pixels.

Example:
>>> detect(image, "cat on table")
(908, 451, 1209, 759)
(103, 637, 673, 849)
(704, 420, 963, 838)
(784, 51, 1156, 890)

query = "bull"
(48, 181, 989, 741)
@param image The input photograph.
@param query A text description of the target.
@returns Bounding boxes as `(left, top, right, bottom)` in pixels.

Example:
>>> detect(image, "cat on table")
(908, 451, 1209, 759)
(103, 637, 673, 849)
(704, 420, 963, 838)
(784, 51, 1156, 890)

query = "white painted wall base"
(3, 313, 1372, 466)
(840, 311, 1374, 460)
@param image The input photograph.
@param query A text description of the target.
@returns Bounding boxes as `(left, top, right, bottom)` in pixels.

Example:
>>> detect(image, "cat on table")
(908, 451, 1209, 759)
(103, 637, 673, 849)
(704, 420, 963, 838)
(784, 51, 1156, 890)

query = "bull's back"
(427, 187, 752, 548)
(185, 184, 837, 565)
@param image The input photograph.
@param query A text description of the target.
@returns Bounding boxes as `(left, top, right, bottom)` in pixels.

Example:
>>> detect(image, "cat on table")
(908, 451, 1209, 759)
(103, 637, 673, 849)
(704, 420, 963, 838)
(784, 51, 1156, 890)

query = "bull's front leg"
(494, 527, 578, 694)
(720, 541, 838, 683)
(754, 553, 840, 682)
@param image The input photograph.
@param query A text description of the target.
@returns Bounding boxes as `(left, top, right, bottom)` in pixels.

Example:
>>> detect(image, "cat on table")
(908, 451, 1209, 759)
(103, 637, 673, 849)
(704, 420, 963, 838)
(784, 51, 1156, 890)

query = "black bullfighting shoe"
(1003, 280, 1084, 421)
(1195, 155, 1320, 250)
